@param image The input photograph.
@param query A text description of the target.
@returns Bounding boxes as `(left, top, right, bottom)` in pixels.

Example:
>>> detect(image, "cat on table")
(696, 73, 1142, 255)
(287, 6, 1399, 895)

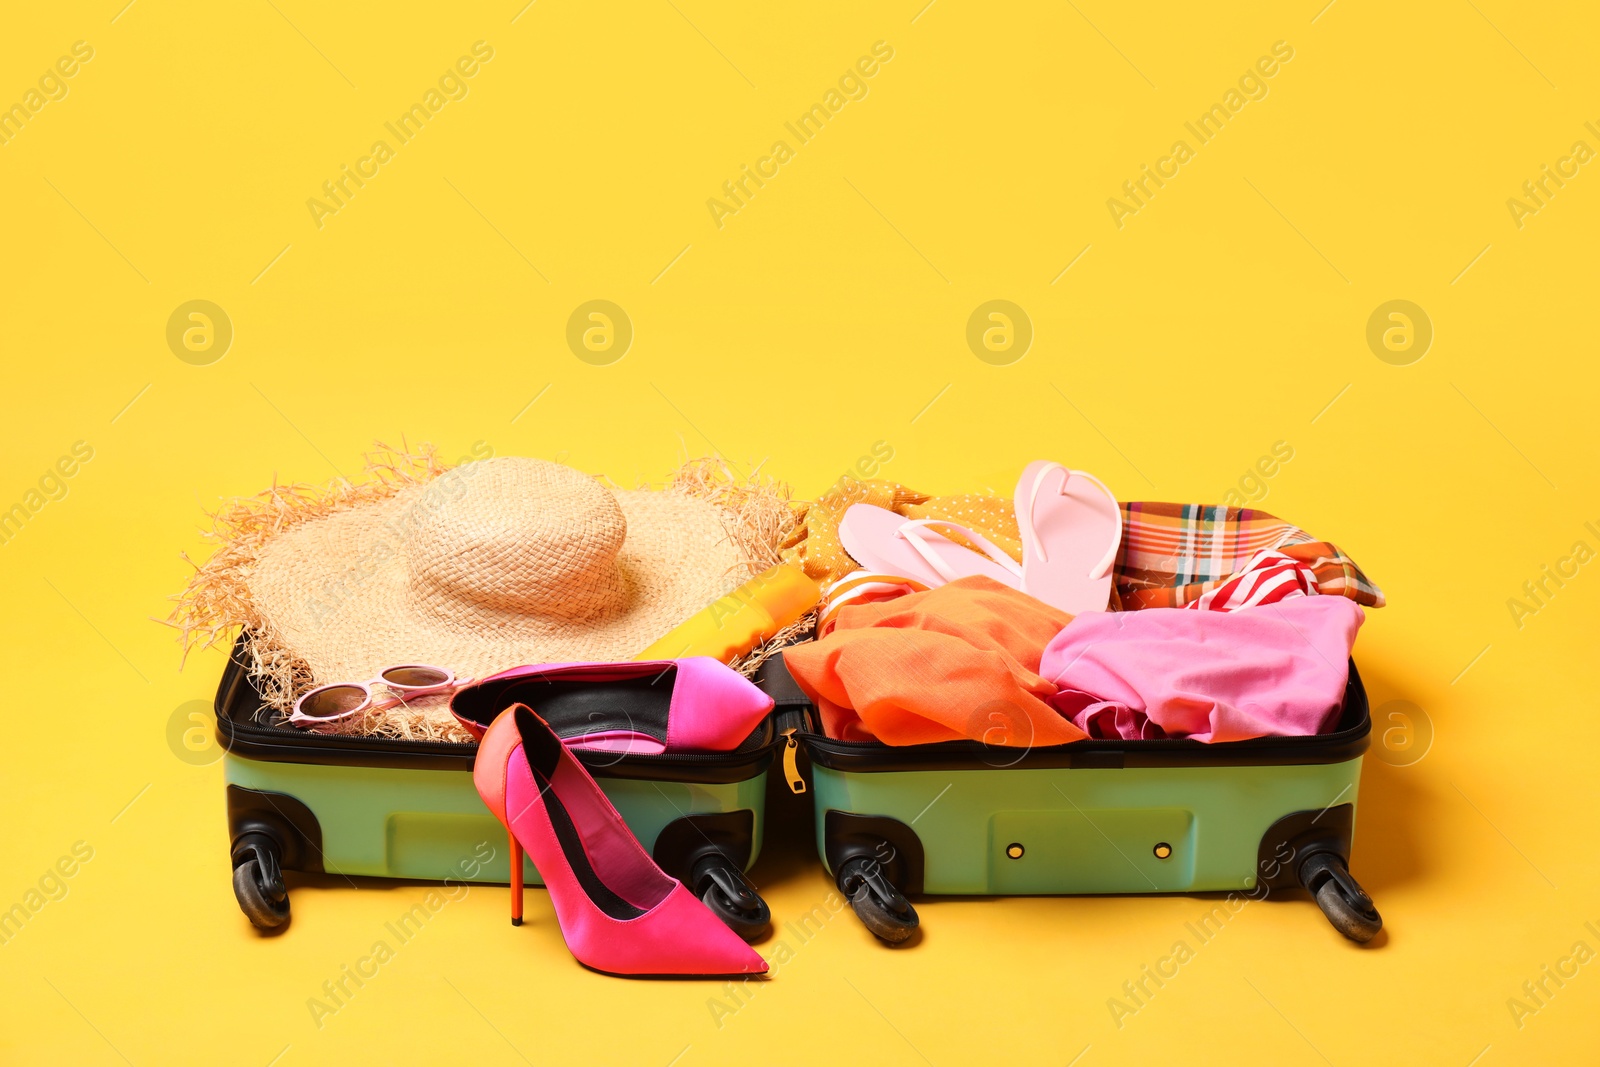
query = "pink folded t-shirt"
(1038, 596, 1364, 742)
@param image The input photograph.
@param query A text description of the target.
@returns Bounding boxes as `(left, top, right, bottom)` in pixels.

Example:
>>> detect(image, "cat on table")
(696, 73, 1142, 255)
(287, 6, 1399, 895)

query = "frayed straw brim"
(166, 443, 797, 743)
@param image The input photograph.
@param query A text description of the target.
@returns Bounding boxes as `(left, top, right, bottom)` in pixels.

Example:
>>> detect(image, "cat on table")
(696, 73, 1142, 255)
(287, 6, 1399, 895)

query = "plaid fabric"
(1116, 502, 1384, 611)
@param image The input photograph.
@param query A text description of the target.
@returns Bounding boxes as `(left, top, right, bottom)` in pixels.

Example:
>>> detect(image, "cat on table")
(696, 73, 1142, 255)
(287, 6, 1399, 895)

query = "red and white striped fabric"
(817, 570, 931, 636)
(1187, 548, 1318, 611)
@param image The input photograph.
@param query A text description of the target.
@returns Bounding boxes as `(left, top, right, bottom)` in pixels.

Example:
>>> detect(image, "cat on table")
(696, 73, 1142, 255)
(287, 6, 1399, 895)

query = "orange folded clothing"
(783, 576, 1088, 746)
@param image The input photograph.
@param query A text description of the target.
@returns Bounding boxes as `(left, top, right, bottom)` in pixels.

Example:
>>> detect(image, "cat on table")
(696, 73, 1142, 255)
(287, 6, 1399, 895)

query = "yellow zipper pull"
(781, 729, 806, 794)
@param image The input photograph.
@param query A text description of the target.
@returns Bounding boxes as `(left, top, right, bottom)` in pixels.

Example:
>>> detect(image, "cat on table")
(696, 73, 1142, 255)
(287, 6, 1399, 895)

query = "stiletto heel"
(508, 827, 524, 927)
(472, 704, 767, 977)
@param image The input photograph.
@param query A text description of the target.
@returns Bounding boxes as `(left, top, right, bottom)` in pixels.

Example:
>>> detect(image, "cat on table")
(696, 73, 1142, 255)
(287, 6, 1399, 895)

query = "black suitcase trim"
(213, 633, 778, 784)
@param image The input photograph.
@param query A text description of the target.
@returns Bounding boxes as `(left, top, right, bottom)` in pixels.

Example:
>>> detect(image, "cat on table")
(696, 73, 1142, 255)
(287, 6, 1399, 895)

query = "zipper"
(770, 704, 813, 795)
(781, 729, 807, 794)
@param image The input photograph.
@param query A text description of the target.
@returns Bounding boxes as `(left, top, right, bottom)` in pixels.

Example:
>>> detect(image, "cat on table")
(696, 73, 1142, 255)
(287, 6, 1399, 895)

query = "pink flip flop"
(1014, 461, 1122, 614)
(838, 504, 1023, 589)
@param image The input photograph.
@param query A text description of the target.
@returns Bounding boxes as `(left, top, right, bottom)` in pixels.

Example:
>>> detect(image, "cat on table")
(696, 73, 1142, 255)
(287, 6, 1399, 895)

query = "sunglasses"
(287, 664, 472, 729)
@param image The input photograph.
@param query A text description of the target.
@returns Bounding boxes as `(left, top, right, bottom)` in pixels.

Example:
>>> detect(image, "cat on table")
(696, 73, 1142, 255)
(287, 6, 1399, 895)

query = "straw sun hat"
(170, 445, 792, 729)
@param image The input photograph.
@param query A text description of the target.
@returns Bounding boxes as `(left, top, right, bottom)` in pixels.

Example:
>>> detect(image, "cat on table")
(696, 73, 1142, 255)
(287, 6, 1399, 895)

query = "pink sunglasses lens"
(380, 665, 450, 689)
(300, 684, 369, 719)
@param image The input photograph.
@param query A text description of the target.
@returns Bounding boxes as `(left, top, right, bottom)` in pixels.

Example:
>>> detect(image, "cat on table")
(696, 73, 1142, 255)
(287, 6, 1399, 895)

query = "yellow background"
(2, 0, 1598, 1063)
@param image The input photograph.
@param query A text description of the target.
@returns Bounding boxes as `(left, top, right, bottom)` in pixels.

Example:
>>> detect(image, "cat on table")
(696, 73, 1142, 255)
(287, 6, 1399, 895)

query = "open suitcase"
(215, 633, 779, 937)
(759, 651, 1383, 944)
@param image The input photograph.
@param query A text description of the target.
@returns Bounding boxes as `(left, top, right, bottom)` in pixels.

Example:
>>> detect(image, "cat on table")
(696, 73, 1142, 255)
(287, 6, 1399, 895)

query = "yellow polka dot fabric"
(903, 494, 1023, 562)
(782, 480, 1022, 586)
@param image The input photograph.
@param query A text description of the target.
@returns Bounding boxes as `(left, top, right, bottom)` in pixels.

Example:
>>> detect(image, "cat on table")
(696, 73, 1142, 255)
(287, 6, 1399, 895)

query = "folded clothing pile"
(781, 464, 1380, 747)
(784, 577, 1362, 746)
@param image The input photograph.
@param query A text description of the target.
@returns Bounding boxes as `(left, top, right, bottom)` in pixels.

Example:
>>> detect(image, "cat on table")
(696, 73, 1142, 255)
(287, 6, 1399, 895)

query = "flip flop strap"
(1022, 463, 1070, 564)
(895, 518, 1023, 582)
(1022, 465, 1121, 578)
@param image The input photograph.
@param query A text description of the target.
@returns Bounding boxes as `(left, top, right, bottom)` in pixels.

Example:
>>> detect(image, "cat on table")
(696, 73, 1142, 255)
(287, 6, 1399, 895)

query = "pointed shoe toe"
(637, 884, 769, 976)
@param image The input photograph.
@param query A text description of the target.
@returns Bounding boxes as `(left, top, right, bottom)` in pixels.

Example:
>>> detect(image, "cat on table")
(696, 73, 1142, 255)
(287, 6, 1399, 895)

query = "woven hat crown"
(405, 457, 630, 622)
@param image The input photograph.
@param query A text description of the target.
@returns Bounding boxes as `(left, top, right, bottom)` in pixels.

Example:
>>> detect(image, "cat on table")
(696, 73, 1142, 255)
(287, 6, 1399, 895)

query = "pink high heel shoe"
(474, 704, 768, 977)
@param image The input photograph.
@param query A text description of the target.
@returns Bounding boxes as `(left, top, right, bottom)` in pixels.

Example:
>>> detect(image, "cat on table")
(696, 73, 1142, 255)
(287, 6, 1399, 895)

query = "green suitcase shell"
(214, 635, 776, 937)
(761, 654, 1381, 944)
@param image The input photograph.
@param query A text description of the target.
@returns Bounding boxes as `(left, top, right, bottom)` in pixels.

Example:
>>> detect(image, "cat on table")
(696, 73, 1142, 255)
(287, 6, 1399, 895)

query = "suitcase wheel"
(692, 855, 771, 941)
(837, 855, 919, 944)
(232, 836, 290, 930)
(1300, 851, 1381, 943)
